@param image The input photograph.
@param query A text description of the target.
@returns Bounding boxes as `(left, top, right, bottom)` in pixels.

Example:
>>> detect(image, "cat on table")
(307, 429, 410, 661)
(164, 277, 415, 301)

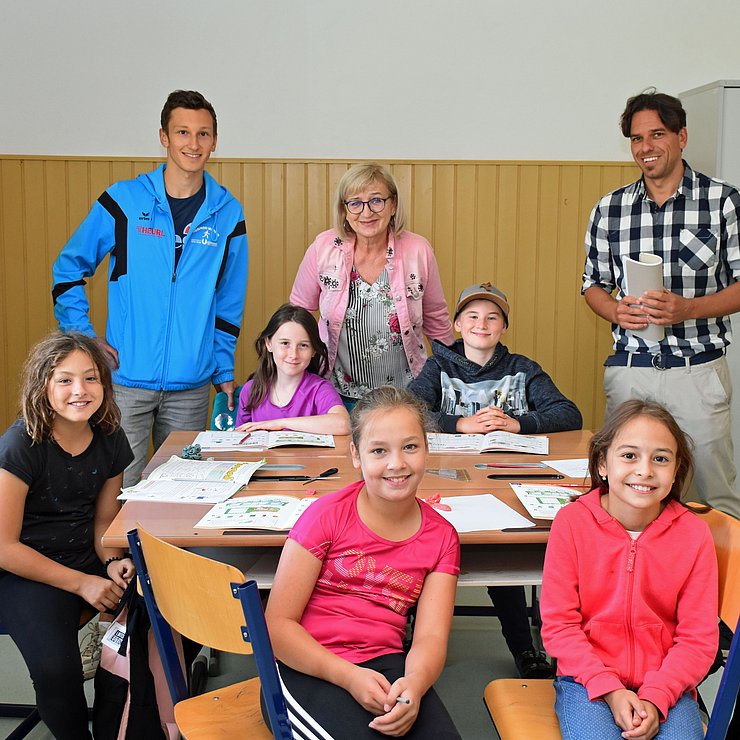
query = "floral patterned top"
(290, 228, 454, 378)
(332, 266, 413, 398)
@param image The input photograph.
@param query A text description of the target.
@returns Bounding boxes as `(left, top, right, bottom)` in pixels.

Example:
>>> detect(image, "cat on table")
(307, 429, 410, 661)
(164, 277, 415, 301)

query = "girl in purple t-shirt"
(235, 304, 350, 435)
(266, 387, 461, 739)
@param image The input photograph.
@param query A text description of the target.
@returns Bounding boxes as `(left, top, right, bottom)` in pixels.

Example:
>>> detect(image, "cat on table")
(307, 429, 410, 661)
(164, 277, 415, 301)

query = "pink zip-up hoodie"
(290, 228, 454, 378)
(541, 490, 718, 720)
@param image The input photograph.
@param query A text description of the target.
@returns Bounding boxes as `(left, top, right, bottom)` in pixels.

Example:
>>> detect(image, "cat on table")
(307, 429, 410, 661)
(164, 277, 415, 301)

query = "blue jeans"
(554, 677, 704, 739)
(115, 383, 210, 487)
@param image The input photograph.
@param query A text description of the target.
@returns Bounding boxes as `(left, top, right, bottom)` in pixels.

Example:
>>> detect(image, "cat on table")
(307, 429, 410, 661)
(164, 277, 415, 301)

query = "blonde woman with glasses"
(291, 163, 453, 411)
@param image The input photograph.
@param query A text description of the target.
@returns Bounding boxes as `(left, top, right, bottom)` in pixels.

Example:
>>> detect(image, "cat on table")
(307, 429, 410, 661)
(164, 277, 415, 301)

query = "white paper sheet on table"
(433, 494, 535, 532)
(546, 458, 589, 478)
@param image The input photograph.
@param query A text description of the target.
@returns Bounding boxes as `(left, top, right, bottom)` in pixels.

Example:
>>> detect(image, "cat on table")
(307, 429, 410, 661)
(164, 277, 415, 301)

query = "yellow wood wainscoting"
(0, 156, 638, 432)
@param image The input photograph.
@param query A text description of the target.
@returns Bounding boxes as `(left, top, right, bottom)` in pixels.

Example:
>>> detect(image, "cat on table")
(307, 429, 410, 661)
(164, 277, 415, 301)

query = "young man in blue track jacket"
(52, 90, 249, 486)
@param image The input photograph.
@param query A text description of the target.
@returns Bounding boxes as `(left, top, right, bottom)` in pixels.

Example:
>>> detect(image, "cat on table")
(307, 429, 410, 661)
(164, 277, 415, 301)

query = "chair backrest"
(134, 526, 253, 653)
(127, 526, 293, 740)
(698, 506, 740, 631)
(697, 506, 740, 740)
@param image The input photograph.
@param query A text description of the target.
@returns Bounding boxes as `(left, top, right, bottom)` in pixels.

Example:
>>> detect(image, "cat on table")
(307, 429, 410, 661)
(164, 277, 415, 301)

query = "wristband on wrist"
(104, 554, 131, 568)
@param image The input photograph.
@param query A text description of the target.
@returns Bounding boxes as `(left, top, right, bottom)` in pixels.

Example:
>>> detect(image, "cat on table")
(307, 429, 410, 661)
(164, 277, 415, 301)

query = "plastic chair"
(0, 607, 97, 739)
(209, 385, 243, 431)
(483, 505, 740, 739)
(127, 526, 293, 739)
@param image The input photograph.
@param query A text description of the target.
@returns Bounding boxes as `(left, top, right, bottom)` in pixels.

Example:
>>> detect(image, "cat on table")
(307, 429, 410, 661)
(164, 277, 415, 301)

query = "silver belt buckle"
(651, 354, 667, 370)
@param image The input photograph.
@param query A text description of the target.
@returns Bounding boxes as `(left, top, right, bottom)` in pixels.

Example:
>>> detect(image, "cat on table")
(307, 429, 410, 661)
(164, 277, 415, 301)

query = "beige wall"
(0, 156, 638, 432)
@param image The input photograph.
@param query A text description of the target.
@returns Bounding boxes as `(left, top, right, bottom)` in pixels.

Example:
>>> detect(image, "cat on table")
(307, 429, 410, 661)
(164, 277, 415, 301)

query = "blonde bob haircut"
(333, 163, 407, 240)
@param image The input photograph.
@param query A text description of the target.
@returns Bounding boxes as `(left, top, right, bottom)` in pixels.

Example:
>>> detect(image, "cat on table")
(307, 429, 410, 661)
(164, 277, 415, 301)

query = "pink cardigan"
(541, 491, 718, 720)
(290, 229, 454, 377)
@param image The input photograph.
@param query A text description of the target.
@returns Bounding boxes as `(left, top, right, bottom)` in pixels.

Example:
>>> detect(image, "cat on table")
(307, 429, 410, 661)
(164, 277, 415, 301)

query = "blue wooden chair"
(483, 505, 740, 739)
(127, 526, 293, 739)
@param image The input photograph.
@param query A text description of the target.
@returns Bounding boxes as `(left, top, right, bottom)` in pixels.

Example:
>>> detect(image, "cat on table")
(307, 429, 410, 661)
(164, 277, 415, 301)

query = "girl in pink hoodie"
(541, 400, 718, 740)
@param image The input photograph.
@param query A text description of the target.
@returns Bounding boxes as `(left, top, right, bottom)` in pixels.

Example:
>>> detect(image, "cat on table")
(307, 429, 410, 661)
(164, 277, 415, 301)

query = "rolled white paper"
(623, 254, 665, 343)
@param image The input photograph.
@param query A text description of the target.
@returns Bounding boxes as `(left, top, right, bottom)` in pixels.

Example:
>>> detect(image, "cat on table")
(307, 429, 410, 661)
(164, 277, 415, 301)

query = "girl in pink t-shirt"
(235, 304, 350, 435)
(266, 387, 461, 739)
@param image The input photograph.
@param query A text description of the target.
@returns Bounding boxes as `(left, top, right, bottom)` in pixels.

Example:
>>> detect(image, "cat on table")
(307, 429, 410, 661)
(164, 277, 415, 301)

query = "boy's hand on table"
(457, 408, 520, 434)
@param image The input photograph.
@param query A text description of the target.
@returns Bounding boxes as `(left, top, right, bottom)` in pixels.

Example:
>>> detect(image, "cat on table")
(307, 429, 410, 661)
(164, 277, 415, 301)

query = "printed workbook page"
(118, 479, 242, 504)
(193, 430, 335, 450)
(510, 483, 585, 520)
(146, 456, 265, 485)
(195, 495, 317, 530)
(427, 432, 548, 455)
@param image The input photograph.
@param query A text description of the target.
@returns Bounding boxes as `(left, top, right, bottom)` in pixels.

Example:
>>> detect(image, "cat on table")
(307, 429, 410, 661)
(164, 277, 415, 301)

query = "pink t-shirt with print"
(288, 480, 460, 664)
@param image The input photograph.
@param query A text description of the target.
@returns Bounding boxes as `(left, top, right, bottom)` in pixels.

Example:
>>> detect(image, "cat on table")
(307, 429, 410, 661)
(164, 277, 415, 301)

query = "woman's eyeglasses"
(343, 196, 392, 215)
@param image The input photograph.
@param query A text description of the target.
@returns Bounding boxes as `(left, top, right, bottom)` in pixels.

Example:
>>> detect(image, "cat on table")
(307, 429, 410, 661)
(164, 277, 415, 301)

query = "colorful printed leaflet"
(510, 483, 585, 520)
(195, 495, 317, 531)
(426, 432, 549, 455)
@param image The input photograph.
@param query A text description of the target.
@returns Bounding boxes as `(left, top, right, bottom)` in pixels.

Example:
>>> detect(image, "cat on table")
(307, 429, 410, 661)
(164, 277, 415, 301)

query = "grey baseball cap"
(454, 282, 510, 325)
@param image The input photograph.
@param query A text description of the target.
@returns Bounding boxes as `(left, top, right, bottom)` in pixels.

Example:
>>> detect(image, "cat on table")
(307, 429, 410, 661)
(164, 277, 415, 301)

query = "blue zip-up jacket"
(52, 165, 248, 390)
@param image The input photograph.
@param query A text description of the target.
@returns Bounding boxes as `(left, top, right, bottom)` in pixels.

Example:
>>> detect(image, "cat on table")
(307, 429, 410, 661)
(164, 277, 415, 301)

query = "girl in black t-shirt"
(0, 332, 134, 740)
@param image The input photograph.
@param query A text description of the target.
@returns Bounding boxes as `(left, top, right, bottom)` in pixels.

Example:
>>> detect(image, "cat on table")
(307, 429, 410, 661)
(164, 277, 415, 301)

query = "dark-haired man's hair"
(620, 89, 686, 137)
(161, 90, 217, 137)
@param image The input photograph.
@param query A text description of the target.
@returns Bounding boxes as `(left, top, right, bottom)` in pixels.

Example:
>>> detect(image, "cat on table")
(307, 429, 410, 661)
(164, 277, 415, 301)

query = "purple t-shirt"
(288, 480, 460, 663)
(235, 372, 342, 426)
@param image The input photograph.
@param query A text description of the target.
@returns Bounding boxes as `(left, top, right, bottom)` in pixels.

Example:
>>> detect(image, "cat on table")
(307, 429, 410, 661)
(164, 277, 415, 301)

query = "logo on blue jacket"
(192, 225, 219, 246)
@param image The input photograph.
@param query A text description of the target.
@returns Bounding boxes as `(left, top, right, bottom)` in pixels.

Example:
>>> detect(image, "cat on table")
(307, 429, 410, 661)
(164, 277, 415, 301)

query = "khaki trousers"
(604, 356, 739, 519)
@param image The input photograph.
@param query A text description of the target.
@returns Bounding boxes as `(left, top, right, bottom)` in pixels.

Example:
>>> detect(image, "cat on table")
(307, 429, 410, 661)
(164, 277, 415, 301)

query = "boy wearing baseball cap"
(409, 281, 582, 678)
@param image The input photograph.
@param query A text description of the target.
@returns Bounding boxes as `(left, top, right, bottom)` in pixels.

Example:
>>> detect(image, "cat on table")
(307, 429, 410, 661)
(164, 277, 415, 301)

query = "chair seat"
(174, 677, 273, 739)
(484, 678, 561, 740)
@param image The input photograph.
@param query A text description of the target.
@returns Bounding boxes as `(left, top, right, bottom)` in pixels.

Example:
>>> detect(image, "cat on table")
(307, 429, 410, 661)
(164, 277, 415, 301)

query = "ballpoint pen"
(475, 462, 548, 469)
(488, 473, 564, 480)
(250, 467, 340, 483)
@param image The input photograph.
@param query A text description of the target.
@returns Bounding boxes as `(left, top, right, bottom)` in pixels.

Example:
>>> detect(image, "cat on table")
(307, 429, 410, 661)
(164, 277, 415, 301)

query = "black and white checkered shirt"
(582, 162, 740, 355)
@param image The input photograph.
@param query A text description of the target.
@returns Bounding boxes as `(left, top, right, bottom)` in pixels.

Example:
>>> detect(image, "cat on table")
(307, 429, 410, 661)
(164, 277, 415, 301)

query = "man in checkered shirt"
(583, 90, 740, 518)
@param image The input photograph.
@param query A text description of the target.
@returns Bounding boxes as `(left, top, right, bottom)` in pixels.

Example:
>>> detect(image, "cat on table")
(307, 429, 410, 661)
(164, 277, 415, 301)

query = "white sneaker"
(80, 620, 107, 681)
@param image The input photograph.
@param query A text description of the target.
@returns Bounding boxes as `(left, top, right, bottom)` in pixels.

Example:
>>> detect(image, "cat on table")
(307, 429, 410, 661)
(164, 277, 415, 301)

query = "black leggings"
(0, 563, 104, 740)
(486, 585, 535, 657)
(268, 652, 461, 739)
